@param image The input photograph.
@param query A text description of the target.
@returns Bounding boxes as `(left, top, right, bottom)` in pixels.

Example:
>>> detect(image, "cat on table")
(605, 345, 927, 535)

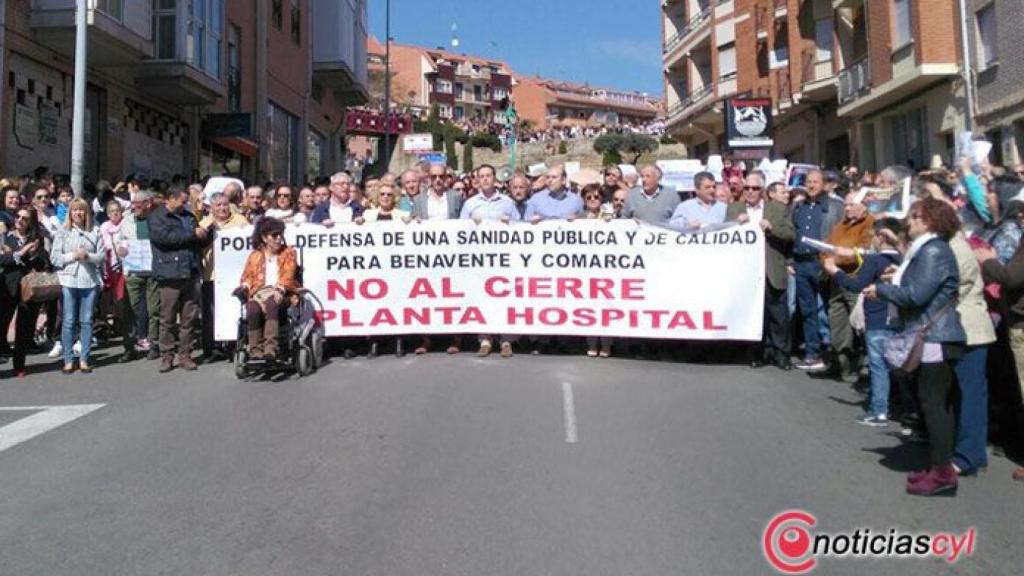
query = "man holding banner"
(727, 171, 795, 369)
(622, 165, 679, 226)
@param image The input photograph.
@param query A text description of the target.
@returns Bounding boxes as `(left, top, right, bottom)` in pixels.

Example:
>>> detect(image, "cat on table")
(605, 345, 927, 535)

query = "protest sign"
(202, 177, 245, 205)
(658, 159, 703, 192)
(213, 220, 766, 342)
(786, 163, 819, 189)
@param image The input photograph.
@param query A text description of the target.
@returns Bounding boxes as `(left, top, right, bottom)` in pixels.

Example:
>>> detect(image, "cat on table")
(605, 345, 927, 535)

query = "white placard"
(212, 220, 766, 341)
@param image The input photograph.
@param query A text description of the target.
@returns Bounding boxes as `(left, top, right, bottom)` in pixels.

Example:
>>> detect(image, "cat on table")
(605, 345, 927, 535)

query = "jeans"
(954, 344, 990, 472)
(794, 260, 824, 359)
(865, 329, 894, 416)
(61, 286, 97, 365)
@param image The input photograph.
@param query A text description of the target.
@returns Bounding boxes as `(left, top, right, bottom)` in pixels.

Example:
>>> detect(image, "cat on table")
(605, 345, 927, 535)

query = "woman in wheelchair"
(236, 217, 300, 362)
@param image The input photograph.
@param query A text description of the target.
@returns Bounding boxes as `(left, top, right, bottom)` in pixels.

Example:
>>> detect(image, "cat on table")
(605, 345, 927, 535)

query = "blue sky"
(368, 0, 663, 97)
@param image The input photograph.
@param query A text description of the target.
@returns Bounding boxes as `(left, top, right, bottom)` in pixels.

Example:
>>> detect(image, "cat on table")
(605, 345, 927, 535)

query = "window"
(975, 4, 997, 69)
(96, 0, 124, 21)
(267, 102, 299, 184)
(308, 131, 325, 181)
(436, 79, 452, 94)
(227, 24, 241, 111)
(493, 87, 507, 99)
(454, 106, 464, 120)
(815, 18, 833, 61)
(473, 85, 482, 102)
(153, 0, 177, 60)
(718, 42, 737, 79)
(271, 0, 283, 29)
(887, 107, 925, 169)
(770, 23, 789, 69)
(186, 0, 222, 79)
(290, 0, 301, 44)
(892, 0, 912, 49)
(438, 104, 452, 118)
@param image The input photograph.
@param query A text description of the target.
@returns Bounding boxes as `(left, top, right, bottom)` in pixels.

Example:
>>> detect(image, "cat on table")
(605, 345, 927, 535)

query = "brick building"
(512, 76, 660, 131)
(663, 0, 975, 170)
(968, 0, 1024, 168)
(0, 0, 368, 186)
(368, 39, 513, 124)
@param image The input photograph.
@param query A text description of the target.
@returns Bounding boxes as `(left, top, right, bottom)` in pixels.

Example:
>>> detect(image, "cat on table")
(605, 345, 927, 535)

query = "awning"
(212, 136, 259, 158)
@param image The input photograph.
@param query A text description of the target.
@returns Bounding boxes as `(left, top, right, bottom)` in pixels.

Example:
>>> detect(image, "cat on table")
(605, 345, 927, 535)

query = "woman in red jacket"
(237, 217, 300, 361)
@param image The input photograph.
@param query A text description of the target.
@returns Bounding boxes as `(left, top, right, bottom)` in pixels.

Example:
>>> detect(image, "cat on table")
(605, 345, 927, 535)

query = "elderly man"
(525, 165, 583, 222)
(150, 187, 214, 372)
(459, 164, 519, 357)
(398, 169, 421, 212)
(120, 190, 162, 360)
(198, 192, 248, 362)
(622, 165, 680, 225)
(311, 172, 364, 226)
(508, 174, 532, 219)
(727, 173, 745, 203)
(221, 181, 244, 214)
(243, 185, 265, 224)
(670, 172, 726, 231)
(791, 169, 845, 371)
(413, 164, 463, 221)
(820, 191, 875, 382)
(727, 171, 795, 369)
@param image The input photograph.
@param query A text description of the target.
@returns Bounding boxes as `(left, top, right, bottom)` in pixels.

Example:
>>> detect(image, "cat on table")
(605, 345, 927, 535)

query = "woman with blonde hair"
(50, 198, 104, 373)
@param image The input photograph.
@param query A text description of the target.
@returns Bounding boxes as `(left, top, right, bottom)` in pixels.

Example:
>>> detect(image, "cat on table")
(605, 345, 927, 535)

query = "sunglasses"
(34, 194, 49, 200)
(276, 193, 291, 198)
(612, 198, 626, 204)
(585, 195, 602, 200)
(743, 186, 762, 191)
(268, 232, 283, 238)
(15, 214, 30, 220)
(430, 174, 446, 179)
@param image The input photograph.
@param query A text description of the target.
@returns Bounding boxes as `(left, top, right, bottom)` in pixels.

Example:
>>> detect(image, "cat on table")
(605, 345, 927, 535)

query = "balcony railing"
(774, 0, 787, 13)
(801, 48, 834, 85)
(664, 6, 711, 54)
(837, 57, 870, 105)
(669, 83, 715, 120)
(776, 68, 792, 104)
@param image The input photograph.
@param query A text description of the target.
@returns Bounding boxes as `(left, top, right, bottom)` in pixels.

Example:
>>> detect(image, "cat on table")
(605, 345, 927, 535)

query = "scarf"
(888, 232, 938, 323)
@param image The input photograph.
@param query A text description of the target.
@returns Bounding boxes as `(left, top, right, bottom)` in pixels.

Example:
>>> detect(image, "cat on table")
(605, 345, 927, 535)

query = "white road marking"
(0, 404, 106, 453)
(562, 382, 578, 444)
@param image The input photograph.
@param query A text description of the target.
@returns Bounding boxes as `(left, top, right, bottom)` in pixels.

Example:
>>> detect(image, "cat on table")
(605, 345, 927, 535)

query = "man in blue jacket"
(150, 187, 213, 373)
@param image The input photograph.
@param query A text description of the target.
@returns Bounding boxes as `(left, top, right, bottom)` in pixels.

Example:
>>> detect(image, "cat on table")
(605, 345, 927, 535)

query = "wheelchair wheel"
(296, 345, 315, 376)
(311, 329, 325, 368)
(234, 350, 249, 380)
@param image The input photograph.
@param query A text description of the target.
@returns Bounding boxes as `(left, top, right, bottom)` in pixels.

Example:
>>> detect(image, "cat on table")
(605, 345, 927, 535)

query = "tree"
(558, 140, 568, 155)
(462, 139, 474, 173)
(445, 129, 459, 170)
(593, 132, 659, 165)
(601, 149, 623, 166)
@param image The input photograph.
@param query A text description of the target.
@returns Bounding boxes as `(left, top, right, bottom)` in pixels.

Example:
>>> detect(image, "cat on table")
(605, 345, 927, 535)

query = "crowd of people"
(3, 151, 1024, 495)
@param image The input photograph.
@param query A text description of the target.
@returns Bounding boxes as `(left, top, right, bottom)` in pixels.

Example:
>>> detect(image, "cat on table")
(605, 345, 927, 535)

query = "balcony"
(775, 68, 793, 109)
(311, 0, 370, 105)
(455, 66, 493, 80)
(135, 62, 223, 105)
(801, 48, 836, 101)
(755, 4, 770, 39)
(30, 0, 153, 66)
(667, 83, 715, 123)
(663, 6, 712, 60)
(774, 0, 787, 17)
(836, 57, 870, 106)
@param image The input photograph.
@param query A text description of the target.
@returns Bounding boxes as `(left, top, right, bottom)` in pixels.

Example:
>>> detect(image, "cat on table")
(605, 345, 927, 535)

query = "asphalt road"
(1, 350, 1022, 575)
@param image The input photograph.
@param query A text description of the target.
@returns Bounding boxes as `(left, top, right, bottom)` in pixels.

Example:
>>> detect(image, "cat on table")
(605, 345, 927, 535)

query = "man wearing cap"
(525, 165, 583, 222)
(727, 170, 795, 369)
(622, 165, 679, 226)
(791, 169, 845, 371)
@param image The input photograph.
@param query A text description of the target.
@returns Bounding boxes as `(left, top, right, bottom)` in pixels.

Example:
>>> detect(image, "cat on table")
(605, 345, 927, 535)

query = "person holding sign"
(727, 171, 795, 369)
(236, 218, 301, 362)
(459, 164, 519, 357)
(622, 165, 679, 226)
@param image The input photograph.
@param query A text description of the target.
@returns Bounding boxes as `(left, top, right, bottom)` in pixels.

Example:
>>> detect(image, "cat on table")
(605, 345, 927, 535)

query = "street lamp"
(383, 0, 391, 175)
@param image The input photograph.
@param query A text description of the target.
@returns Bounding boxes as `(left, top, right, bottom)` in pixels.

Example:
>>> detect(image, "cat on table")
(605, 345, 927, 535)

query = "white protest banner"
(213, 220, 765, 341)
(658, 159, 703, 192)
(202, 177, 245, 205)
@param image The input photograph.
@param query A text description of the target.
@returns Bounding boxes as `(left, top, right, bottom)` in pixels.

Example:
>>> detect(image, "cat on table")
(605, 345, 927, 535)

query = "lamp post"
(383, 0, 391, 174)
(70, 0, 88, 197)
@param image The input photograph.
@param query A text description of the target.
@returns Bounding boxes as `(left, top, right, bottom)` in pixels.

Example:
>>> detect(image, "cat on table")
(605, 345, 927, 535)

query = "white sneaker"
(72, 340, 82, 357)
(48, 341, 63, 358)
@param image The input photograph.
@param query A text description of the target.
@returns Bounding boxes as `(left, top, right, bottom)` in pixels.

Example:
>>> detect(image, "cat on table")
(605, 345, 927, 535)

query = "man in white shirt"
(311, 172, 364, 226)
(412, 164, 463, 221)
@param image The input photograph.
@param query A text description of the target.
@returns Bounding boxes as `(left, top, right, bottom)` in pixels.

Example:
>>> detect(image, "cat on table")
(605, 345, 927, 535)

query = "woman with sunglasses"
(237, 217, 300, 362)
(265, 184, 297, 222)
(1, 208, 50, 376)
(577, 184, 615, 358)
(51, 198, 104, 374)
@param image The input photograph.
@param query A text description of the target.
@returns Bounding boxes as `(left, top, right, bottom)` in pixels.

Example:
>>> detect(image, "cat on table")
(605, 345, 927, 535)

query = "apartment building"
(968, 0, 1024, 167)
(0, 0, 368, 185)
(662, 0, 740, 159)
(512, 76, 660, 131)
(369, 39, 514, 124)
(664, 0, 973, 170)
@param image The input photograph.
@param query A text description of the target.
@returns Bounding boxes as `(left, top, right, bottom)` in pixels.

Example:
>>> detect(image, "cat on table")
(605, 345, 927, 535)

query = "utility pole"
(70, 0, 88, 197)
(958, 0, 976, 132)
(383, 0, 391, 175)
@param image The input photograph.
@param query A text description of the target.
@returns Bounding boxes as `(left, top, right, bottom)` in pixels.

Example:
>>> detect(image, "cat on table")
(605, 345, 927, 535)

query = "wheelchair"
(233, 286, 326, 379)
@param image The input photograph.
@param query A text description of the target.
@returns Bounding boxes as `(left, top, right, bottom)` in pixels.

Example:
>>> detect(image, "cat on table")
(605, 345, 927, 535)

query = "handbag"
(19, 270, 61, 303)
(883, 298, 957, 374)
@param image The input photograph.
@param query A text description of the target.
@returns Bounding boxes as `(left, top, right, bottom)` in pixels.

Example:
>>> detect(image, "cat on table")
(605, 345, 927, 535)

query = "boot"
(907, 464, 958, 496)
(263, 322, 279, 362)
(248, 327, 264, 359)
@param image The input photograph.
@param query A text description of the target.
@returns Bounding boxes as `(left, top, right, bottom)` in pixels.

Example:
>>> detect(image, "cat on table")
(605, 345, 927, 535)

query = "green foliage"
(444, 130, 458, 169)
(594, 132, 658, 164)
(660, 133, 679, 145)
(558, 140, 568, 155)
(602, 149, 623, 166)
(471, 132, 502, 152)
(462, 139, 474, 173)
